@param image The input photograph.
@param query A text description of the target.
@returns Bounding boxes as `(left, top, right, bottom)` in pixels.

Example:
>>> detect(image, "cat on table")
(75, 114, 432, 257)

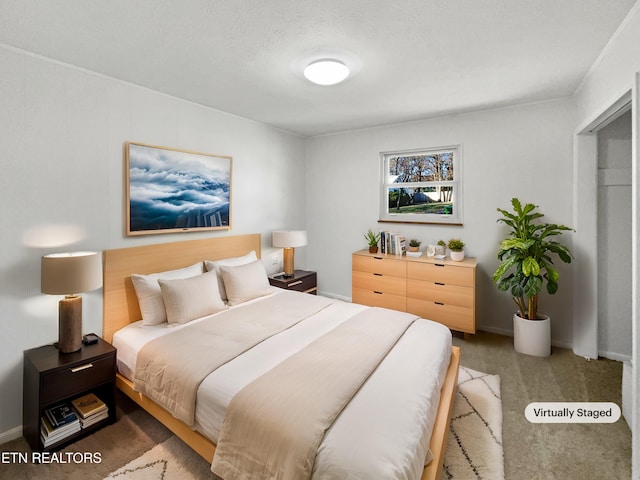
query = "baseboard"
(317, 290, 351, 302)
(597, 350, 633, 362)
(0, 425, 23, 445)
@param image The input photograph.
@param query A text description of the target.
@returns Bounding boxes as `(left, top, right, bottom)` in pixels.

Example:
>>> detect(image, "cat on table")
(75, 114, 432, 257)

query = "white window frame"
(379, 145, 463, 225)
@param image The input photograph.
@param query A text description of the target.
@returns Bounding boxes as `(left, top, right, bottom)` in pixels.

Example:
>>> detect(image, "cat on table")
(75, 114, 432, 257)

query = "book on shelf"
(41, 404, 80, 447)
(45, 402, 78, 428)
(72, 392, 108, 419)
(79, 408, 109, 428)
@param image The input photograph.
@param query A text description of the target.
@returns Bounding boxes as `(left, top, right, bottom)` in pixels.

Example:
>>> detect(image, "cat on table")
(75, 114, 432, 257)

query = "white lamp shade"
(272, 230, 307, 248)
(41, 251, 102, 295)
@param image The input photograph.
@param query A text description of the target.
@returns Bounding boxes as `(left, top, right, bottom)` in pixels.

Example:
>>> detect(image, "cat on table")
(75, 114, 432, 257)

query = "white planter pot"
(450, 250, 465, 261)
(513, 313, 551, 357)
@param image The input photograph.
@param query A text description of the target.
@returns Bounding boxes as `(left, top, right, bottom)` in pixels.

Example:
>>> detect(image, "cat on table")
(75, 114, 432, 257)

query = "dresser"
(352, 250, 476, 334)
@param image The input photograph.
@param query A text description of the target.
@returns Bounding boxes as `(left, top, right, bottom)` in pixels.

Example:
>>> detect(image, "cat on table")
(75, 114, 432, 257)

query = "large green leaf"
(524, 276, 542, 297)
(493, 256, 518, 282)
(522, 257, 540, 277)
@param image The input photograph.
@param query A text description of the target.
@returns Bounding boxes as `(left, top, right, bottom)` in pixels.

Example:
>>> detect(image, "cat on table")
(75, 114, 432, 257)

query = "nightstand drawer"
(279, 273, 316, 292)
(41, 354, 115, 405)
(269, 270, 317, 293)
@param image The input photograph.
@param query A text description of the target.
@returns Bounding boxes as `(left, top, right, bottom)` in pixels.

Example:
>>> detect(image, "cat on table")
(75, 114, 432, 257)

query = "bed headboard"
(102, 234, 262, 343)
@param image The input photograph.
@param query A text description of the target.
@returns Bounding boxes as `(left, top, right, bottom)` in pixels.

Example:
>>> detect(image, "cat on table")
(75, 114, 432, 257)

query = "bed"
(102, 234, 460, 480)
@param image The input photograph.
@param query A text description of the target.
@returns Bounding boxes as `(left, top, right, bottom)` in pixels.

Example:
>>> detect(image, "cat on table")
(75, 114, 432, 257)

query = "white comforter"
(113, 289, 452, 480)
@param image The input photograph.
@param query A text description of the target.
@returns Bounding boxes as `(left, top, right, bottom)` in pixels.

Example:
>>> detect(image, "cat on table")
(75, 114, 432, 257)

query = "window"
(379, 145, 462, 224)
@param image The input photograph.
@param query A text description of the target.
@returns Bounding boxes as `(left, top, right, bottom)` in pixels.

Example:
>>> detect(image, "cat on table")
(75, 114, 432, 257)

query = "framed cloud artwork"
(125, 142, 232, 236)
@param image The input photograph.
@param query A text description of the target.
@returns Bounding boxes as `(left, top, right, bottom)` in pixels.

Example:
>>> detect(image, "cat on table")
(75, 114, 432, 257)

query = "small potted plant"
(364, 229, 381, 253)
(447, 238, 465, 261)
(435, 240, 446, 256)
(493, 198, 573, 357)
(408, 239, 421, 252)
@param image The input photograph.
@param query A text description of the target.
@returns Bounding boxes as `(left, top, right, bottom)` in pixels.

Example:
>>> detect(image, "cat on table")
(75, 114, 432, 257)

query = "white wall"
(305, 99, 576, 341)
(0, 46, 307, 439)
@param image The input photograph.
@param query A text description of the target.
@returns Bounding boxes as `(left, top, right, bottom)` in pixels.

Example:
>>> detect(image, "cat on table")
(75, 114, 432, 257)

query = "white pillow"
(219, 260, 272, 306)
(158, 271, 227, 325)
(204, 251, 258, 301)
(131, 262, 203, 325)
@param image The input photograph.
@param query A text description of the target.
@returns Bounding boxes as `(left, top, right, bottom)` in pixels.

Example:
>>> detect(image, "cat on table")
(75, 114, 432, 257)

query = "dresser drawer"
(407, 262, 474, 287)
(352, 255, 406, 277)
(407, 279, 473, 308)
(40, 354, 115, 405)
(352, 288, 406, 311)
(352, 270, 406, 296)
(407, 298, 475, 333)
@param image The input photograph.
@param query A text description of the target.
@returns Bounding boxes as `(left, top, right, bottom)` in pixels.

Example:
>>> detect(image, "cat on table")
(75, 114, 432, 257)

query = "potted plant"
(493, 198, 573, 356)
(408, 239, 421, 252)
(364, 229, 381, 253)
(447, 238, 465, 261)
(435, 240, 446, 256)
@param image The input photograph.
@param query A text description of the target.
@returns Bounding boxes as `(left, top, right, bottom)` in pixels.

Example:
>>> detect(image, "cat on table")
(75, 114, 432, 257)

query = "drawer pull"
(287, 280, 303, 287)
(374, 291, 383, 295)
(435, 282, 445, 286)
(435, 264, 446, 267)
(70, 363, 94, 373)
(373, 256, 383, 260)
(373, 273, 383, 276)
(434, 302, 444, 306)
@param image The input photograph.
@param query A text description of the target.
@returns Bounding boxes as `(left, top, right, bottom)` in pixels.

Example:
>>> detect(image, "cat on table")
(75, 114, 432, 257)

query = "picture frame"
(125, 142, 232, 236)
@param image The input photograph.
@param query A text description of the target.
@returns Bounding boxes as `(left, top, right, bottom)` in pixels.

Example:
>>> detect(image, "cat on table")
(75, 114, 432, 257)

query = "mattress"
(113, 290, 452, 479)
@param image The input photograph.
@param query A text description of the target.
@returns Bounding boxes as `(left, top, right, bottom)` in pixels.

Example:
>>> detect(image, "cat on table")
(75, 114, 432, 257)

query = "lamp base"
(283, 247, 295, 277)
(58, 295, 83, 353)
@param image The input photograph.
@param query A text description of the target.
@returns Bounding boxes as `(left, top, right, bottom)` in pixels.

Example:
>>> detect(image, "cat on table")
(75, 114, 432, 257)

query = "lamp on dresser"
(272, 230, 307, 277)
(41, 251, 102, 353)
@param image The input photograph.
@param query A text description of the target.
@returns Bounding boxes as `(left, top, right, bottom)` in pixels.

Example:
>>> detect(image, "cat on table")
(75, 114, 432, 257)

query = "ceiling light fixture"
(303, 59, 350, 86)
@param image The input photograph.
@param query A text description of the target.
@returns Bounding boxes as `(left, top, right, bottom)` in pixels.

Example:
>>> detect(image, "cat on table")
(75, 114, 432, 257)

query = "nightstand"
(23, 336, 116, 451)
(269, 270, 317, 294)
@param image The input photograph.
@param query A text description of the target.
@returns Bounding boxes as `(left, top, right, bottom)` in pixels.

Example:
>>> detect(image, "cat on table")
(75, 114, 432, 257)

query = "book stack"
(41, 403, 81, 447)
(380, 231, 406, 255)
(71, 393, 109, 428)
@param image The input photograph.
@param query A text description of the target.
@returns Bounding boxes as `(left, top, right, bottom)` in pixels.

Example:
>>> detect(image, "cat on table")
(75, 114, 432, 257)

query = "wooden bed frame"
(102, 234, 460, 480)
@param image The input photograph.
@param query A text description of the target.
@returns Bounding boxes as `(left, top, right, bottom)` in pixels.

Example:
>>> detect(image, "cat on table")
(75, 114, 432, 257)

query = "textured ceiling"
(0, 0, 636, 136)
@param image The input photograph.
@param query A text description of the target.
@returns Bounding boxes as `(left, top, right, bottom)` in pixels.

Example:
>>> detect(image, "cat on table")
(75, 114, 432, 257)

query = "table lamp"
(41, 251, 102, 353)
(272, 230, 307, 277)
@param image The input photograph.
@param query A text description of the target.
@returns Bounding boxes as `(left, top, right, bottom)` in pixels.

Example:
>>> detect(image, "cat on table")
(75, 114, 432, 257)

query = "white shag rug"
(443, 367, 504, 480)
(104, 435, 217, 480)
(106, 367, 503, 480)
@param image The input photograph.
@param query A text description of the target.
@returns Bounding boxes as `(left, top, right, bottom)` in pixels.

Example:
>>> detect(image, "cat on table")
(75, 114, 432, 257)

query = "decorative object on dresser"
(23, 337, 116, 451)
(493, 198, 573, 357)
(408, 239, 422, 252)
(272, 230, 307, 277)
(41, 251, 102, 353)
(352, 249, 477, 334)
(363, 228, 380, 253)
(269, 270, 317, 295)
(447, 238, 465, 261)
